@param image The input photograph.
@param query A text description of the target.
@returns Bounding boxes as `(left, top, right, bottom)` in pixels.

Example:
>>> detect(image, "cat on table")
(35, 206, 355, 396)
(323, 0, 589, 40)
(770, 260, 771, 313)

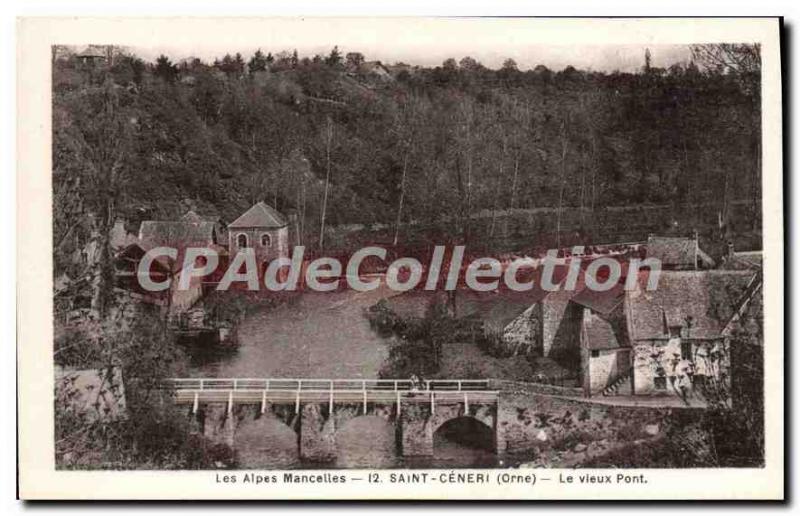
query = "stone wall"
(498, 303, 542, 356)
(586, 348, 631, 394)
(632, 338, 729, 397)
(542, 294, 583, 370)
(496, 389, 689, 457)
(541, 290, 571, 356)
(228, 225, 289, 265)
(194, 385, 697, 466)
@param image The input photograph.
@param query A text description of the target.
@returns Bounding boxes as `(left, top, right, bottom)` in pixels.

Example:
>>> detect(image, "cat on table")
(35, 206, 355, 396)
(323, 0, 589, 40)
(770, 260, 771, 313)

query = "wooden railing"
(168, 378, 498, 415)
(170, 378, 490, 392)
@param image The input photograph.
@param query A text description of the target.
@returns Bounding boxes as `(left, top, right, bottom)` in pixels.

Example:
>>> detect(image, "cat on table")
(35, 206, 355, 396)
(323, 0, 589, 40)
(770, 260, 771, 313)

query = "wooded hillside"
(53, 45, 762, 272)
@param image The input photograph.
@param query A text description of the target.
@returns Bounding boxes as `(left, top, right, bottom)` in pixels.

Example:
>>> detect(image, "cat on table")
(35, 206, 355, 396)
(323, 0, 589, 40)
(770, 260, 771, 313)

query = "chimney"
(727, 241, 735, 259)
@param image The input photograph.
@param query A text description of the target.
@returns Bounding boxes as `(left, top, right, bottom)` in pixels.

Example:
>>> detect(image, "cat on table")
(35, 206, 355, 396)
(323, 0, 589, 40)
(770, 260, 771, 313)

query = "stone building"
(572, 283, 631, 396)
(227, 201, 289, 269)
(625, 270, 758, 398)
(75, 45, 110, 67)
(137, 210, 224, 313)
(497, 264, 761, 400)
(138, 211, 221, 250)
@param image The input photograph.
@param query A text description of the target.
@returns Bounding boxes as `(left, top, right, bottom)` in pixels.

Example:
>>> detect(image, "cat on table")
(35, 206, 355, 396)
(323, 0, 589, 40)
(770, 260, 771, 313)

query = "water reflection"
(229, 414, 501, 469)
(190, 290, 392, 378)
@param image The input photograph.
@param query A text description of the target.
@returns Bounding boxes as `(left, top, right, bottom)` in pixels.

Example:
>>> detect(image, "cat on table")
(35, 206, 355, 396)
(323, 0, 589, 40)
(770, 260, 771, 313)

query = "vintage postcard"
(17, 17, 784, 500)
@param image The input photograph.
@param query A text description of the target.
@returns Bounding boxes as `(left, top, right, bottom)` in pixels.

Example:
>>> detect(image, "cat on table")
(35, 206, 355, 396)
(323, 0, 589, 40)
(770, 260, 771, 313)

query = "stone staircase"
(600, 369, 633, 397)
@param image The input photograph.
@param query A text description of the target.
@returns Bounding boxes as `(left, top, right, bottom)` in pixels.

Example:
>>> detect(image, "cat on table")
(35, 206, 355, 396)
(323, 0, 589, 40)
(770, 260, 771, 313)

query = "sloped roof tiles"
(228, 201, 287, 229)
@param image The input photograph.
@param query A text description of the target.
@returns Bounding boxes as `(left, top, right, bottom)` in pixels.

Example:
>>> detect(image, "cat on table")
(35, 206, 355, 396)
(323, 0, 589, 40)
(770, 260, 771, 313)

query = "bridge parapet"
(169, 377, 500, 460)
(171, 377, 491, 392)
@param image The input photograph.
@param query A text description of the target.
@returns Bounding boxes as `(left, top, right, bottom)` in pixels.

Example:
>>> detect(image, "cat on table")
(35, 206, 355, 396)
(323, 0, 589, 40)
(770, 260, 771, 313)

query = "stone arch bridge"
(171, 378, 502, 461)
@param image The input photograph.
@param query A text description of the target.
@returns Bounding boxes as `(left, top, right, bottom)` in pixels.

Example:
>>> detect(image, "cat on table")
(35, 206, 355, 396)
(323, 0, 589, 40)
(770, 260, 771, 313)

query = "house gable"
(228, 201, 287, 229)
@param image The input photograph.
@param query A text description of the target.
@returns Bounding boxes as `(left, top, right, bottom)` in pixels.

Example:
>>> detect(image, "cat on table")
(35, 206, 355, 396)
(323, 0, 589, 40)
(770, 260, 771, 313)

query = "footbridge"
(169, 378, 502, 460)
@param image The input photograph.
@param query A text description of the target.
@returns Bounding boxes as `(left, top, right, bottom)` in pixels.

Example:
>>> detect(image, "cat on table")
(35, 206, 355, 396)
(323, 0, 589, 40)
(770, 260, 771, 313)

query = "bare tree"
(392, 96, 425, 246)
(319, 117, 333, 250)
(555, 118, 570, 249)
(59, 82, 134, 316)
(690, 43, 761, 75)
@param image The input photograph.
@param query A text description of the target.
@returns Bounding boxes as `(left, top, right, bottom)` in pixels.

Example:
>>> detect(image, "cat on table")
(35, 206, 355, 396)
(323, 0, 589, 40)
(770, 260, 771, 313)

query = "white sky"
(130, 43, 691, 73)
(113, 18, 699, 72)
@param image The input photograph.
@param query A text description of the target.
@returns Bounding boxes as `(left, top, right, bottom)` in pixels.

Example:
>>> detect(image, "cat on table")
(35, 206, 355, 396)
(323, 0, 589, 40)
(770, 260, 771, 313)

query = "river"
(188, 286, 505, 469)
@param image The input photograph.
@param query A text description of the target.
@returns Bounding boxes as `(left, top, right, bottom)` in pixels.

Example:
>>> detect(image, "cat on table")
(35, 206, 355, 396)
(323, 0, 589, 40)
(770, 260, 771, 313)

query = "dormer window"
(237, 233, 249, 248)
(261, 233, 271, 247)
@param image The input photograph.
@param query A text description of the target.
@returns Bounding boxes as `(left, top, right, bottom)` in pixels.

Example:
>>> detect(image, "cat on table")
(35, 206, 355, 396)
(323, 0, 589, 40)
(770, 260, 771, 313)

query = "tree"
(154, 55, 177, 83)
(273, 50, 292, 71)
(248, 49, 268, 73)
(234, 53, 245, 74)
(502, 58, 518, 72)
(690, 43, 761, 75)
(345, 52, 365, 70)
(459, 56, 481, 71)
(391, 95, 425, 246)
(555, 118, 570, 249)
(319, 117, 334, 250)
(55, 81, 136, 316)
(499, 58, 520, 85)
(325, 46, 342, 67)
(218, 53, 245, 76)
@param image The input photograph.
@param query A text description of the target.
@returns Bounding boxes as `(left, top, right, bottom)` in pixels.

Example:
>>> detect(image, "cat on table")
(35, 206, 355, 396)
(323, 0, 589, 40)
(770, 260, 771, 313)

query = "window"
(591, 350, 600, 358)
(236, 233, 248, 248)
(681, 341, 692, 361)
(260, 233, 271, 247)
(654, 376, 667, 390)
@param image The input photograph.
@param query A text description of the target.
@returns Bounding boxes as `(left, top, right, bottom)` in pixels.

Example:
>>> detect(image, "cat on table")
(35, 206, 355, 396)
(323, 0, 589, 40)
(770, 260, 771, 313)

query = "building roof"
(138, 220, 217, 249)
(228, 201, 287, 229)
(363, 61, 392, 77)
(181, 209, 222, 223)
(583, 310, 626, 350)
(76, 46, 107, 59)
(725, 250, 763, 270)
(462, 289, 551, 330)
(697, 247, 717, 268)
(626, 270, 756, 340)
(115, 242, 173, 272)
(571, 282, 626, 316)
(646, 235, 697, 269)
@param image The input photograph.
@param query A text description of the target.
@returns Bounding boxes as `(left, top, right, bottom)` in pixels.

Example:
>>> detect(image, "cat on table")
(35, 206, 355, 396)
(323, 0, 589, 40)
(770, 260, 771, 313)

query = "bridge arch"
(432, 416, 496, 464)
(431, 411, 494, 435)
(172, 377, 500, 459)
